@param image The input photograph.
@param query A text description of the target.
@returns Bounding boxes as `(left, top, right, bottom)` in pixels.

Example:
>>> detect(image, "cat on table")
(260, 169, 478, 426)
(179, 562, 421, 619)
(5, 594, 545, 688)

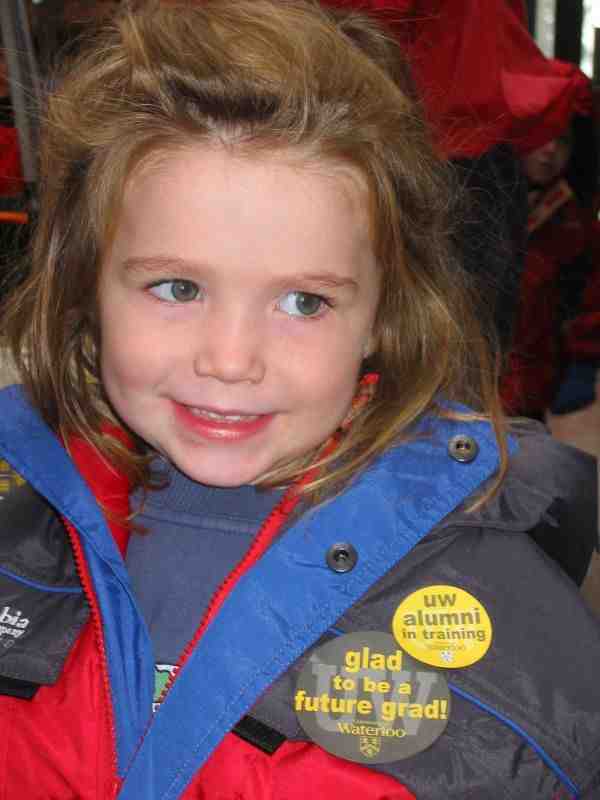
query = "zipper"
(118, 474, 310, 784)
(153, 484, 300, 710)
(62, 516, 121, 799)
(117, 435, 341, 786)
(153, 440, 338, 712)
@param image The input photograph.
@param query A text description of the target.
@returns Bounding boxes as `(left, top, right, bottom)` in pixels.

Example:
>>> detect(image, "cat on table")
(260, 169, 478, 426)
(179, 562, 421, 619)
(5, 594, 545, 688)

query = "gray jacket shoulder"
(441, 421, 597, 585)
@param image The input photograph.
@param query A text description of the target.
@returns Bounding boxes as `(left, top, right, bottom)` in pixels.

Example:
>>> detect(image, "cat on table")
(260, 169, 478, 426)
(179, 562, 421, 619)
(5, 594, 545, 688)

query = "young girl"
(0, 2, 598, 798)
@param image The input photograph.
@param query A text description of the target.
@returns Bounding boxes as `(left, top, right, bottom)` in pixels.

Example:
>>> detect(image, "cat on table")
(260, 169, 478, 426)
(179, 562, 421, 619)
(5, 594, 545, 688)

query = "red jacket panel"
(1, 623, 117, 799)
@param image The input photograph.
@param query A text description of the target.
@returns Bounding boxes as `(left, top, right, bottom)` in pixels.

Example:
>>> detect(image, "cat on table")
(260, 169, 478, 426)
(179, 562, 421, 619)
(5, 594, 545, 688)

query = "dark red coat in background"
(500, 184, 597, 417)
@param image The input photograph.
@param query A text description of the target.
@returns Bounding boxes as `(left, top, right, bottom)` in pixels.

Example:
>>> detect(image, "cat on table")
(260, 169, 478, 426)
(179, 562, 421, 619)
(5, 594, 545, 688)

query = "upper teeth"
(189, 408, 257, 422)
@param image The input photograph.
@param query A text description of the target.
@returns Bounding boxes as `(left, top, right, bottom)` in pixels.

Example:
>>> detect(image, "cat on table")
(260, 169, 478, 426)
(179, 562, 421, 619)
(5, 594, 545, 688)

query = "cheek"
(99, 313, 164, 395)
(99, 292, 169, 381)
(301, 317, 373, 415)
(298, 345, 363, 425)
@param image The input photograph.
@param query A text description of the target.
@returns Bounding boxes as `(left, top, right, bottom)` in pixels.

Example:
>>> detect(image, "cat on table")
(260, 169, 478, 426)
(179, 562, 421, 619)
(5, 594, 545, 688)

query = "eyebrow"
(283, 273, 360, 292)
(121, 256, 360, 292)
(122, 256, 199, 275)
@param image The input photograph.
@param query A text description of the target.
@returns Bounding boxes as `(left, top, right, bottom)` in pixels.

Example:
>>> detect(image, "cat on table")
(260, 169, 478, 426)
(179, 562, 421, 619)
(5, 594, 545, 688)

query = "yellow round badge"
(392, 585, 492, 668)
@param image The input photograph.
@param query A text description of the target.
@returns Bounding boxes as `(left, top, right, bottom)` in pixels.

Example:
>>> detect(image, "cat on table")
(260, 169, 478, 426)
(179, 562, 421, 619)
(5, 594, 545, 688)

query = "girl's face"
(98, 145, 380, 487)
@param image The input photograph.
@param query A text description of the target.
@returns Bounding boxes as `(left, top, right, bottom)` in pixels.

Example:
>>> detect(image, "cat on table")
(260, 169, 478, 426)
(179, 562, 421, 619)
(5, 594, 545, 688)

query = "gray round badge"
(295, 631, 450, 764)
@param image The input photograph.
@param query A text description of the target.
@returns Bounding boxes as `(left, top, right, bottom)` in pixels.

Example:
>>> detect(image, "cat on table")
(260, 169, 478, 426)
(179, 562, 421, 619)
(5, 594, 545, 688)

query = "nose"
(539, 139, 559, 158)
(192, 307, 266, 385)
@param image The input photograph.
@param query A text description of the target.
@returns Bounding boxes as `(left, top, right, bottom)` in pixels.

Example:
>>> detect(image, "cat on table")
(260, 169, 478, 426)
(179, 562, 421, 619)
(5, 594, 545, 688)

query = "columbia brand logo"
(0, 606, 30, 648)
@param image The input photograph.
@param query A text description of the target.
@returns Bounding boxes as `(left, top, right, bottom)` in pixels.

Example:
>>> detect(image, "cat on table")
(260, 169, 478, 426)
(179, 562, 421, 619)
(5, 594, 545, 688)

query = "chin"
(173, 460, 267, 489)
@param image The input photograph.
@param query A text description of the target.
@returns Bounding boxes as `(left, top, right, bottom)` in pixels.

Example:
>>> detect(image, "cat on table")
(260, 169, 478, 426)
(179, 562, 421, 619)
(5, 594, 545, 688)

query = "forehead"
(128, 143, 370, 216)
(111, 144, 376, 278)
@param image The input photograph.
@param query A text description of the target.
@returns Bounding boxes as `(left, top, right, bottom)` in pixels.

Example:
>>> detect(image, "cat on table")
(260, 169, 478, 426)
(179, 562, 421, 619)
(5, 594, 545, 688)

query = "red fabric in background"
(0, 126, 23, 196)
(323, 0, 590, 157)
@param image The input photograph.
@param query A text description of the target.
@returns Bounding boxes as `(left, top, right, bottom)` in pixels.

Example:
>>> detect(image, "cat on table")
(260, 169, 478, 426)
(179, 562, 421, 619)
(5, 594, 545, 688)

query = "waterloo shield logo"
(359, 736, 381, 758)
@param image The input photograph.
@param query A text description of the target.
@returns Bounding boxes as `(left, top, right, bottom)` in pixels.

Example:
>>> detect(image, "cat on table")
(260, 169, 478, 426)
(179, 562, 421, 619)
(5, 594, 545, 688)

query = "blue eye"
(279, 291, 328, 317)
(149, 280, 200, 303)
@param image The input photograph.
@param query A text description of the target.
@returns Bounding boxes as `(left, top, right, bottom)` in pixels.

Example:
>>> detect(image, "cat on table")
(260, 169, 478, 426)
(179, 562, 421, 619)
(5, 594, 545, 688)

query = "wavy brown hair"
(1, 0, 507, 504)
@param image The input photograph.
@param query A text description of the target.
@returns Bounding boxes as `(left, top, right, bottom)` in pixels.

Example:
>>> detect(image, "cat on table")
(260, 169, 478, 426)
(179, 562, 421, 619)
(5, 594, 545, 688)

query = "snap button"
(448, 434, 479, 463)
(326, 542, 358, 573)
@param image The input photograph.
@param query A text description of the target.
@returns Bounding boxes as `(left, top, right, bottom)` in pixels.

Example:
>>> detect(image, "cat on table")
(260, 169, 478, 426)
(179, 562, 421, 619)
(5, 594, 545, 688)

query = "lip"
(172, 401, 274, 442)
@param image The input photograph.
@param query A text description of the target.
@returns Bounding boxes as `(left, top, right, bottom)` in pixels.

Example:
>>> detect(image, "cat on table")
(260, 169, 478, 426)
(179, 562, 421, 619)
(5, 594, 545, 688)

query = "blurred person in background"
(500, 67, 598, 429)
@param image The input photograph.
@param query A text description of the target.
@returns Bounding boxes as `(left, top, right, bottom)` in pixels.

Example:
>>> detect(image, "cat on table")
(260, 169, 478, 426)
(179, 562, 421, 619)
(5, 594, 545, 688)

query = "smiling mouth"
(173, 401, 273, 441)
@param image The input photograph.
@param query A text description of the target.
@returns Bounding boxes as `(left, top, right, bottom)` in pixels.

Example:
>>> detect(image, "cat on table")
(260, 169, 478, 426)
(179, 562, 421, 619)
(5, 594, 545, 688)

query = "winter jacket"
(0, 384, 598, 800)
